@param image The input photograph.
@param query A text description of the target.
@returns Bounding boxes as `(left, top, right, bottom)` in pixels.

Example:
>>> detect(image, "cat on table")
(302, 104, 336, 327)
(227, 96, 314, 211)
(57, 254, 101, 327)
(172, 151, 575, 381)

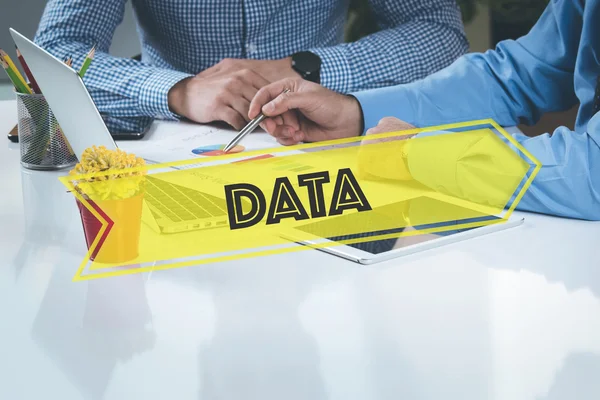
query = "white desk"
(1, 99, 599, 400)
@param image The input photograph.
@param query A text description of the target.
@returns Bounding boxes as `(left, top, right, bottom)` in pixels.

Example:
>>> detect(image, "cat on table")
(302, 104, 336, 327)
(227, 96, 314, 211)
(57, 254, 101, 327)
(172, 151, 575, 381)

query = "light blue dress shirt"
(354, 0, 600, 221)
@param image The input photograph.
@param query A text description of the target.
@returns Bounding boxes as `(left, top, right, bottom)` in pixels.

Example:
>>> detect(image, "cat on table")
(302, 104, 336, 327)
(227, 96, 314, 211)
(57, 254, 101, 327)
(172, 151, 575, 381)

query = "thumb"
(248, 78, 301, 119)
(262, 91, 314, 118)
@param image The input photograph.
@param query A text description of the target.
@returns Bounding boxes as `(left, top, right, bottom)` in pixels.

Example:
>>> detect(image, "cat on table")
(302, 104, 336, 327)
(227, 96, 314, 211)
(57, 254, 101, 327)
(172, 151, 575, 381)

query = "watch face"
(292, 51, 321, 82)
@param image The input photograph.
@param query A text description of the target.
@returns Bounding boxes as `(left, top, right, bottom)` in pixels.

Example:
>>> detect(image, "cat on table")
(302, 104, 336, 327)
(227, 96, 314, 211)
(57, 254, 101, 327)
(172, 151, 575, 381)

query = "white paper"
(117, 120, 282, 165)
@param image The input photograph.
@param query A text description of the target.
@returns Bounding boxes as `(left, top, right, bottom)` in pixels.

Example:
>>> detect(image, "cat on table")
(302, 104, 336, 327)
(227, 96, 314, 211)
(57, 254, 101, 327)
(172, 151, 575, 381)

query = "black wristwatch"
(291, 51, 321, 84)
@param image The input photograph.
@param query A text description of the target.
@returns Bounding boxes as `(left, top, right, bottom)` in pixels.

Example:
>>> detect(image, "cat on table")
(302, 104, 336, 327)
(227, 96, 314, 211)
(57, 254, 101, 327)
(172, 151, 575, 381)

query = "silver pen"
(223, 88, 290, 153)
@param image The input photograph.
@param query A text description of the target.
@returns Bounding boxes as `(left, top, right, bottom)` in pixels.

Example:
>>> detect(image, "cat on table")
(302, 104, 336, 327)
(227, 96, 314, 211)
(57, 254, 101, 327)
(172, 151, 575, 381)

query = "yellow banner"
(61, 120, 540, 281)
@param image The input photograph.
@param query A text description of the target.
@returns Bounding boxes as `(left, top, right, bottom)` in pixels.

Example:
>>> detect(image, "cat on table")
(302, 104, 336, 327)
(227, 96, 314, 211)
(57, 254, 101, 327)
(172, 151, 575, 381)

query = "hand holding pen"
(245, 77, 364, 147)
(223, 88, 290, 152)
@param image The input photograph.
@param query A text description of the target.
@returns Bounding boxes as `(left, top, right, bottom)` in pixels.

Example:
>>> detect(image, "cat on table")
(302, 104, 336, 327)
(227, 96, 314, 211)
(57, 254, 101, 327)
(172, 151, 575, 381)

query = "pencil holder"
(16, 91, 78, 170)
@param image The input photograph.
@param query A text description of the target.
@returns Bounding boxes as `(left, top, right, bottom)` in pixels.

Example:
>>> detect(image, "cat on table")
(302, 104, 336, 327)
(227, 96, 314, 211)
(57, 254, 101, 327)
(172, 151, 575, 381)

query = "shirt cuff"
(352, 85, 418, 134)
(138, 69, 193, 120)
(308, 46, 353, 93)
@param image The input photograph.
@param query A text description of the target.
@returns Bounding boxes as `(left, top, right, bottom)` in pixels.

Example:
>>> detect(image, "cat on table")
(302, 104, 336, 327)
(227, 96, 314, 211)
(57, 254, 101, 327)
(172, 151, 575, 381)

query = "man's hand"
(365, 117, 416, 135)
(168, 69, 270, 130)
(248, 78, 364, 145)
(358, 117, 418, 182)
(199, 58, 300, 83)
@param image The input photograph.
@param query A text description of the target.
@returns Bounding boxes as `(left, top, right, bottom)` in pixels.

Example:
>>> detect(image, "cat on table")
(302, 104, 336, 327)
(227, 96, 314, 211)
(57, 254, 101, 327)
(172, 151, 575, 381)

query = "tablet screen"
(294, 196, 502, 255)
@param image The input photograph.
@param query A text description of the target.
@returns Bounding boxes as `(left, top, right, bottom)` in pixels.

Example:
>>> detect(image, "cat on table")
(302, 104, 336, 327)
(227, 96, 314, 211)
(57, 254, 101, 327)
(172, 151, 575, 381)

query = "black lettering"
(328, 168, 372, 216)
(224, 183, 266, 230)
(297, 171, 330, 218)
(266, 177, 310, 225)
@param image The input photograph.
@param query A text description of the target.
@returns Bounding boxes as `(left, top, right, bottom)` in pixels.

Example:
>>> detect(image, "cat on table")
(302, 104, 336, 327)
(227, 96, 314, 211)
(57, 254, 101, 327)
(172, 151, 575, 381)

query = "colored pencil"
(0, 55, 16, 90)
(15, 47, 41, 93)
(78, 45, 95, 77)
(0, 54, 31, 94)
(0, 49, 31, 94)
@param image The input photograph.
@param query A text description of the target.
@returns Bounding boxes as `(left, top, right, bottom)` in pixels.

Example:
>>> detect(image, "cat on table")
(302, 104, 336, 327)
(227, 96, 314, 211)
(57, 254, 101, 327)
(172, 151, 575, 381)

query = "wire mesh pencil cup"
(16, 91, 78, 170)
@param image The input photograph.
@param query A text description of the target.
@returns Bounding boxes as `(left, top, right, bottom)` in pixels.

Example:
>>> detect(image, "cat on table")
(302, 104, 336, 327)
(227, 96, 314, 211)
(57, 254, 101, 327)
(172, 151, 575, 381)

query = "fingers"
(248, 78, 302, 119)
(239, 83, 260, 104)
(225, 70, 269, 124)
(259, 110, 298, 136)
(261, 112, 299, 131)
(366, 117, 417, 135)
(238, 69, 270, 94)
(281, 110, 300, 131)
(259, 118, 277, 133)
(203, 63, 270, 99)
(226, 95, 252, 123)
(261, 91, 315, 118)
(223, 69, 269, 105)
(276, 136, 301, 146)
(260, 116, 283, 131)
(217, 107, 247, 131)
(271, 125, 304, 145)
(199, 58, 236, 78)
(214, 70, 270, 129)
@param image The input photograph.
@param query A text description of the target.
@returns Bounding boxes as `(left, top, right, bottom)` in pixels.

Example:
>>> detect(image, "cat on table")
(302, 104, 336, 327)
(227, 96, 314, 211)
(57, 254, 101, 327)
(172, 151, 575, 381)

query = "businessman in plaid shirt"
(34, 0, 468, 133)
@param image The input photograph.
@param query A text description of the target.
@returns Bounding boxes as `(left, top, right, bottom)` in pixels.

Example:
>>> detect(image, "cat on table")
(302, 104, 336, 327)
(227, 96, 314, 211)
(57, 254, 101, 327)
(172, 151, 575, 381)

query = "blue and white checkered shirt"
(34, 0, 468, 132)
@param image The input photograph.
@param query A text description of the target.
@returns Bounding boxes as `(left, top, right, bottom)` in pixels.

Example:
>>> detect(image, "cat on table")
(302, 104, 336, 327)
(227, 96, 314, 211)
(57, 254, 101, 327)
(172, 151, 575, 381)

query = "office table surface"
(0, 99, 599, 400)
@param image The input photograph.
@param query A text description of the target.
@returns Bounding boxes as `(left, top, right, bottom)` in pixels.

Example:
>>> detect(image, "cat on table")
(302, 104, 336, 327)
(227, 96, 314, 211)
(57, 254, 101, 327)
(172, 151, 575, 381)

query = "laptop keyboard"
(145, 177, 228, 223)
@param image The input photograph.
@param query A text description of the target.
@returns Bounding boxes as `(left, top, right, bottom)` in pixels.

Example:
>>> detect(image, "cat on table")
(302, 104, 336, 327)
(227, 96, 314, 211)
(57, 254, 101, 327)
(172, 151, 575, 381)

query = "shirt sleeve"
(402, 122, 600, 221)
(34, 0, 193, 132)
(353, 0, 600, 220)
(308, 0, 469, 93)
(498, 118, 600, 221)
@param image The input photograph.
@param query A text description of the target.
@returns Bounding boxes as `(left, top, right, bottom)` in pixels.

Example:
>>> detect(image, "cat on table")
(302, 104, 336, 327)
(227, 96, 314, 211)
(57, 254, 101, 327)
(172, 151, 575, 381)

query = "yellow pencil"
(0, 55, 30, 94)
(0, 49, 31, 94)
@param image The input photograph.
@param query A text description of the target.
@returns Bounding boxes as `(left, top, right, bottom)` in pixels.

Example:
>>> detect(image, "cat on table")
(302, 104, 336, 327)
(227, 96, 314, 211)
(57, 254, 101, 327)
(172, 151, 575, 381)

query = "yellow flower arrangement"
(69, 145, 147, 201)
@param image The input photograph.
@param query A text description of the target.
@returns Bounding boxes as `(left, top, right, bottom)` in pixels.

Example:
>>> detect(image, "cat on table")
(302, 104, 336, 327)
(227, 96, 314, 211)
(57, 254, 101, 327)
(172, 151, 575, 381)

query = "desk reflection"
(20, 168, 74, 240)
(31, 260, 155, 400)
(158, 257, 331, 400)
(14, 168, 80, 277)
(540, 353, 600, 400)
(466, 217, 600, 299)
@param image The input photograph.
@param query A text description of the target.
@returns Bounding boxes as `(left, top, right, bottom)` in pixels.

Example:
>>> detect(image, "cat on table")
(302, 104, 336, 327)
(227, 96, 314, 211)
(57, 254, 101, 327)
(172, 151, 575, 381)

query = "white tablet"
(282, 195, 524, 264)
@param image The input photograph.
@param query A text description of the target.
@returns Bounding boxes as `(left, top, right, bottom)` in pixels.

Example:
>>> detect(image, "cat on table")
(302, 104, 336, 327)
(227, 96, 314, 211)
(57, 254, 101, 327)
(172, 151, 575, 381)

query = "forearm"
(353, 1, 579, 131)
(355, 51, 575, 134)
(309, 0, 468, 93)
(34, 37, 191, 121)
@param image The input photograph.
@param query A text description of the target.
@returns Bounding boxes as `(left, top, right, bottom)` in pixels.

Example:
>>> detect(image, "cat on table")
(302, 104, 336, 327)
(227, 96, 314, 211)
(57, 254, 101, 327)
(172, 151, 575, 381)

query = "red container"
(76, 194, 143, 264)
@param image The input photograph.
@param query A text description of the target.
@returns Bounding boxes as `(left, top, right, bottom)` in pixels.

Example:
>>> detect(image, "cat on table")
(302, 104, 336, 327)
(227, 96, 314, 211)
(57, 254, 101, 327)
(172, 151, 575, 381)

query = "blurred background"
(0, 0, 576, 136)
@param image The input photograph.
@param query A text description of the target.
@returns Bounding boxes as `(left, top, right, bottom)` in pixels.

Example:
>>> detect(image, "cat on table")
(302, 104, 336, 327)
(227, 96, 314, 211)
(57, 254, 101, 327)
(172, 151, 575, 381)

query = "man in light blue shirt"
(33, 0, 467, 133)
(248, 0, 600, 221)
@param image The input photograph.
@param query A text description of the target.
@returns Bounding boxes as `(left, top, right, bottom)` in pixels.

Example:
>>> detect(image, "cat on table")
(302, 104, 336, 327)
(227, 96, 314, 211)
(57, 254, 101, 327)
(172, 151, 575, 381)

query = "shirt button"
(246, 43, 257, 53)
